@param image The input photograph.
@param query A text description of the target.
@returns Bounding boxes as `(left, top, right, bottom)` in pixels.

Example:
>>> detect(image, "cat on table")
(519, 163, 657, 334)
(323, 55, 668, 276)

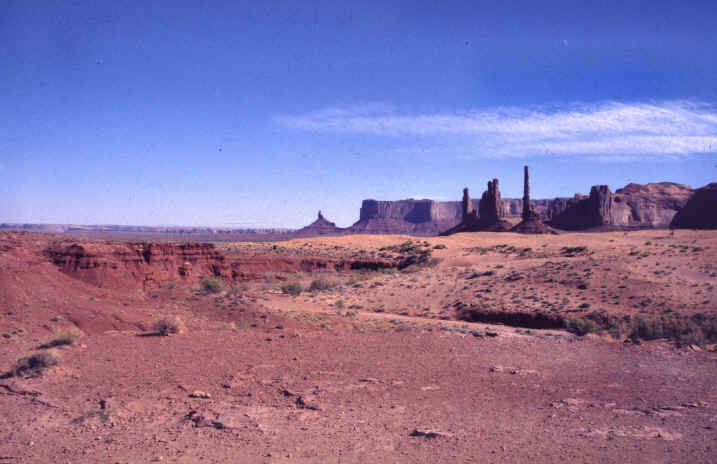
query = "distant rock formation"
(462, 188, 475, 221)
(670, 183, 717, 229)
(521, 166, 537, 220)
(440, 179, 512, 235)
(294, 211, 347, 236)
(3, 179, 695, 239)
(549, 182, 692, 230)
(349, 199, 462, 235)
(510, 166, 556, 234)
(478, 179, 503, 224)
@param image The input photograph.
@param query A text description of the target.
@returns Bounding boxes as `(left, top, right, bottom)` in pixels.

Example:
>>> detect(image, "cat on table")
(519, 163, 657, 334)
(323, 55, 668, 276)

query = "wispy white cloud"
(277, 101, 717, 160)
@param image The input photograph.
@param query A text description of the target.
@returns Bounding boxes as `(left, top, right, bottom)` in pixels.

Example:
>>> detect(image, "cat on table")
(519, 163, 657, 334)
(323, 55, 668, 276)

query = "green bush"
(201, 276, 225, 294)
(281, 282, 302, 295)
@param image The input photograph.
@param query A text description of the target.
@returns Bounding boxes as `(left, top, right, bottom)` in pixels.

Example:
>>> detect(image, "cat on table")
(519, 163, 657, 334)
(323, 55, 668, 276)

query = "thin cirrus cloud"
(278, 100, 717, 161)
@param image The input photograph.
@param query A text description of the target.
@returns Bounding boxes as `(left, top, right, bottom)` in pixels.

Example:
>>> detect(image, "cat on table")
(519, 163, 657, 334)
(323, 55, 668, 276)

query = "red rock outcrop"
(478, 179, 503, 225)
(440, 179, 512, 235)
(294, 211, 347, 236)
(511, 166, 556, 234)
(45, 240, 399, 289)
(670, 183, 717, 229)
(350, 199, 462, 235)
(549, 182, 692, 230)
(612, 182, 693, 227)
(45, 241, 230, 290)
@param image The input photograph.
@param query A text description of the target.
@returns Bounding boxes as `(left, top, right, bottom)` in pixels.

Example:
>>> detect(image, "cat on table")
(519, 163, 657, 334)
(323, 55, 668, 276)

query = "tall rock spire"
(462, 187, 472, 221)
(522, 165, 532, 220)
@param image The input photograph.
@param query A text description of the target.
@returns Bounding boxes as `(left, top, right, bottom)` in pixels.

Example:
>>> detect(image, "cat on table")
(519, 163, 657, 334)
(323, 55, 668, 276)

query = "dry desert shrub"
(564, 317, 598, 336)
(308, 278, 337, 292)
(281, 282, 302, 295)
(11, 352, 59, 378)
(201, 276, 225, 294)
(154, 316, 186, 336)
(39, 325, 84, 348)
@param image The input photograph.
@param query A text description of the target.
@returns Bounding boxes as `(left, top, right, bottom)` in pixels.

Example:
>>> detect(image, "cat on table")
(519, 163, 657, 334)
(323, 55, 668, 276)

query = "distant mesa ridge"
(1, 175, 710, 238)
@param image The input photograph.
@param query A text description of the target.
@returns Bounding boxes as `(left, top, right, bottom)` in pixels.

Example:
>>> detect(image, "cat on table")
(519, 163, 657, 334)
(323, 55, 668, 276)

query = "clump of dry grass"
(201, 276, 225, 294)
(281, 282, 302, 295)
(10, 352, 59, 378)
(308, 278, 337, 292)
(154, 316, 186, 336)
(39, 326, 83, 349)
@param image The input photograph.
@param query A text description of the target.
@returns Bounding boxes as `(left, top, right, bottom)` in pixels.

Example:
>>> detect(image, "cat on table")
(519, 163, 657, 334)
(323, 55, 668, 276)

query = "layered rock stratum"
(1, 181, 706, 238)
(670, 183, 717, 229)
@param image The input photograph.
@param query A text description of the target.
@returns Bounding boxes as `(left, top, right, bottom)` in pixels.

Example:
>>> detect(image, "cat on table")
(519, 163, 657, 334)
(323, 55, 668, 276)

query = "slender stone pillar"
(522, 166, 531, 220)
(462, 188, 471, 221)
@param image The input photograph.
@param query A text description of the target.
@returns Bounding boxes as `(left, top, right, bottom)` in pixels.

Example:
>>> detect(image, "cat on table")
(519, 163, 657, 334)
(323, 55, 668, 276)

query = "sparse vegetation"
(561, 246, 588, 256)
(308, 278, 337, 292)
(201, 276, 225, 294)
(72, 407, 111, 424)
(39, 326, 83, 349)
(154, 316, 186, 336)
(281, 282, 303, 295)
(10, 352, 59, 378)
(564, 317, 598, 336)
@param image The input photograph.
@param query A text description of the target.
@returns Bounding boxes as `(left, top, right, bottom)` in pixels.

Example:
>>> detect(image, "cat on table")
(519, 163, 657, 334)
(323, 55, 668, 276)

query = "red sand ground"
(1, 231, 716, 463)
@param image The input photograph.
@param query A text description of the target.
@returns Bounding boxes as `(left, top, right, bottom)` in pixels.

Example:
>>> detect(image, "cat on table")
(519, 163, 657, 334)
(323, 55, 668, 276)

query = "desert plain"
(1, 229, 716, 463)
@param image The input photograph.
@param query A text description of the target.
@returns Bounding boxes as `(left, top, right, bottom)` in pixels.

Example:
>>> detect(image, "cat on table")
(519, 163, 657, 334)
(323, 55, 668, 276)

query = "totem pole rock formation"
(521, 166, 538, 220)
(478, 179, 503, 224)
(440, 178, 511, 235)
(462, 188, 475, 221)
(511, 166, 556, 234)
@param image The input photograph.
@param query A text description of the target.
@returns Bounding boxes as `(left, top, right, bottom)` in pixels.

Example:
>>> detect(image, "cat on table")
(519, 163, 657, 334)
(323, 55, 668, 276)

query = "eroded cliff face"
(548, 183, 693, 230)
(45, 240, 399, 289)
(670, 183, 717, 229)
(354, 182, 693, 235)
(45, 242, 230, 290)
(352, 199, 461, 235)
(611, 183, 693, 228)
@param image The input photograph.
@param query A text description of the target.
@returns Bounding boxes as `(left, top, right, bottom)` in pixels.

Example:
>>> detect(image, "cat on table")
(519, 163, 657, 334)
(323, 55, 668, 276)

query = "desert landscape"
(4, 2, 717, 462)
(1, 225, 716, 463)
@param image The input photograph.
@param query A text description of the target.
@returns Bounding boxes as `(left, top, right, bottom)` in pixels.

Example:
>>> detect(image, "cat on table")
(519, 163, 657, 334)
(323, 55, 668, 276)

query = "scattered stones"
(410, 428, 453, 439)
(358, 377, 380, 383)
(184, 410, 225, 429)
(295, 395, 320, 410)
(189, 391, 212, 399)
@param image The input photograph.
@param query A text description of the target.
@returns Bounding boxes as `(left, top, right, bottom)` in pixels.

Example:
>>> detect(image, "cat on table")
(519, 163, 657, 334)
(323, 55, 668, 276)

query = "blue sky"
(2, 0, 717, 228)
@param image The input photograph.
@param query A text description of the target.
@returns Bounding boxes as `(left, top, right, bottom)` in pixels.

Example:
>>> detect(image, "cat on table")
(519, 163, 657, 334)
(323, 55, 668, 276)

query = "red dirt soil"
(1, 231, 716, 463)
